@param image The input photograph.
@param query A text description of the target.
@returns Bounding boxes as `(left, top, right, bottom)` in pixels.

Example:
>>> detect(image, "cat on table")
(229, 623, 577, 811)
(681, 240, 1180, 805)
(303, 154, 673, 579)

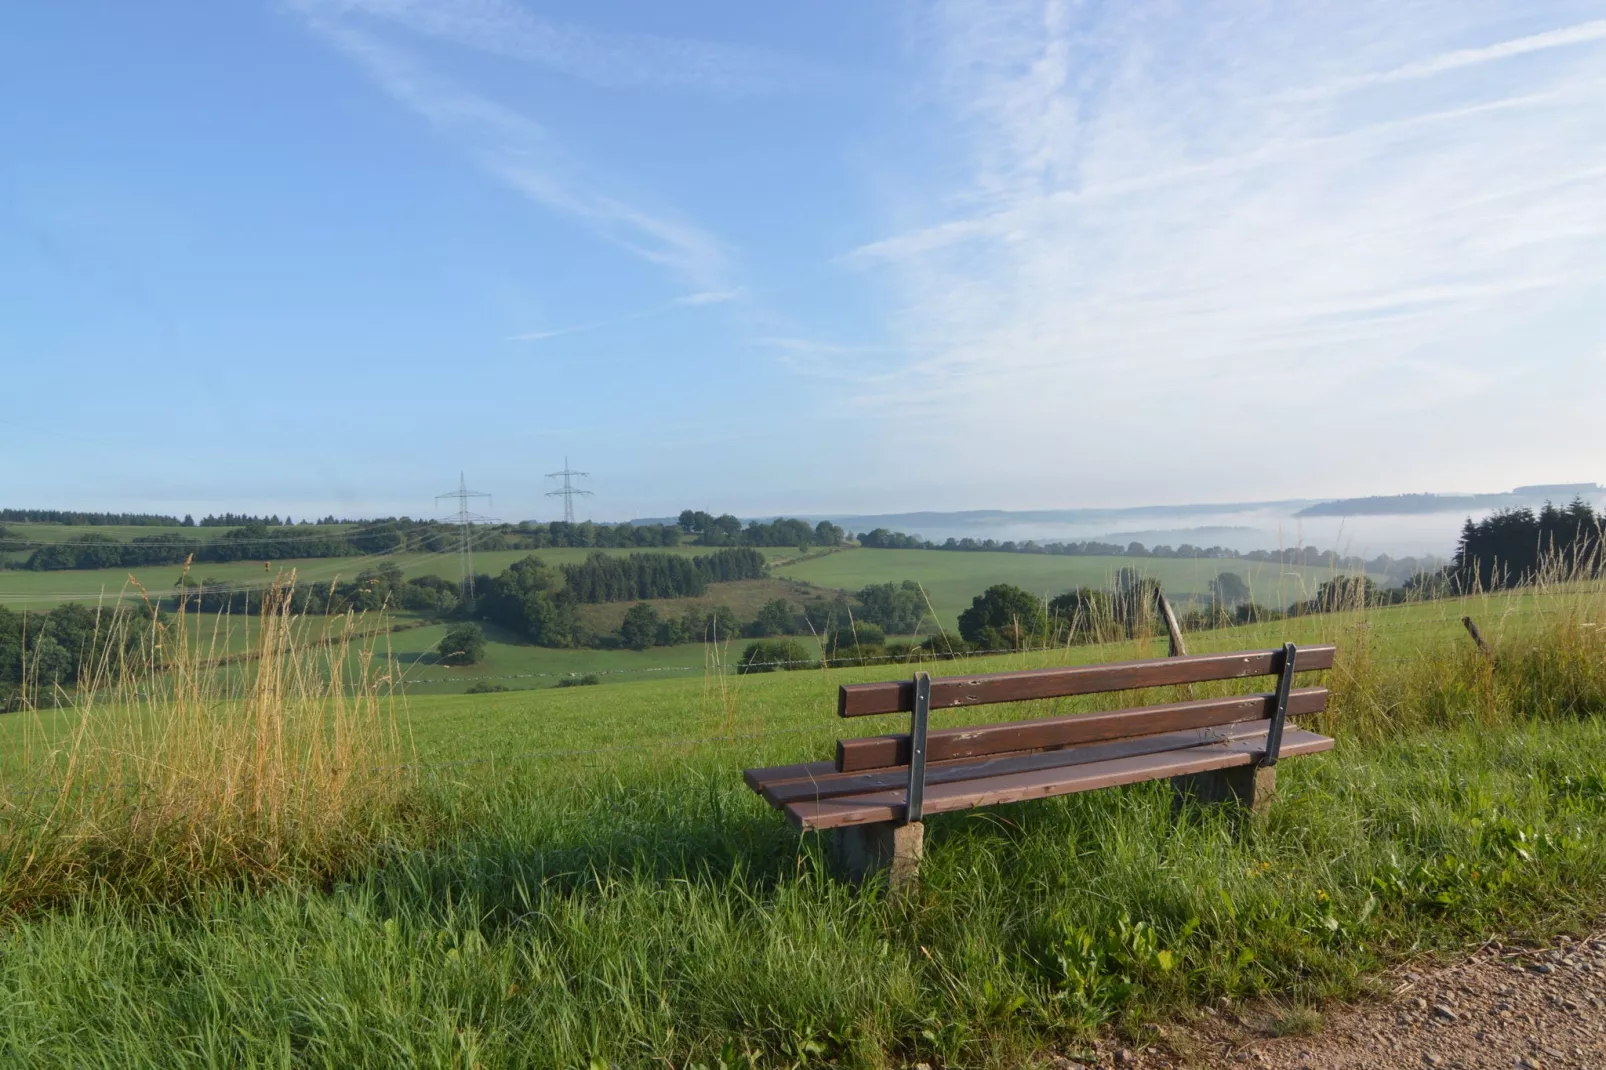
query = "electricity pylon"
(435, 473, 492, 599)
(545, 457, 592, 524)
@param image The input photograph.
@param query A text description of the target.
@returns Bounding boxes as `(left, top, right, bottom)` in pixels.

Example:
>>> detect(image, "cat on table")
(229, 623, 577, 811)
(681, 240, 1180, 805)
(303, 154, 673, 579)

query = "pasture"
(773, 548, 1385, 627)
(3, 580, 1606, 1065)
(0, 544, 803, 610)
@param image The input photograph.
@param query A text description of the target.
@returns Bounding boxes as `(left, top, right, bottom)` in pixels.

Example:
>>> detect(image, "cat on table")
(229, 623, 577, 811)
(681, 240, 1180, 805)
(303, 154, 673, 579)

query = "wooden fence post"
(1156, 589, 1188, 658)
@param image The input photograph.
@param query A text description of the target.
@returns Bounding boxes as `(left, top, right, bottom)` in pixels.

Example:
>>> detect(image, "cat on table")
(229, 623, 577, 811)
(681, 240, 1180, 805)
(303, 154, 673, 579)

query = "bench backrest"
(838, 645, 1336, 716)
(834, 644, 1336, 774)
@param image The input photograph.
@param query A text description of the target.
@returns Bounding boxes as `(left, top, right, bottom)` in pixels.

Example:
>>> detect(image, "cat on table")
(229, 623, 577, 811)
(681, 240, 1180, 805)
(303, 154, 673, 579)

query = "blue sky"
(4, 1, 1604, 524)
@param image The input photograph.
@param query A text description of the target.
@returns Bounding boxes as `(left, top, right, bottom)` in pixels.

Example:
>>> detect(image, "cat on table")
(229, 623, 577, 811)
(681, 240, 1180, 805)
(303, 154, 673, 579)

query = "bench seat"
(742, 642, 1337, 886)
(748, 720, 1333, 829)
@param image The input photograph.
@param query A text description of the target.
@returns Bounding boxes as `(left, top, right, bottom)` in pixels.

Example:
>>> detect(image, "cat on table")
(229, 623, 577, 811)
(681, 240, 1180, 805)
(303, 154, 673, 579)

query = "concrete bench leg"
(829, 821, 923, 892)
(1171, 765, 1276, 817)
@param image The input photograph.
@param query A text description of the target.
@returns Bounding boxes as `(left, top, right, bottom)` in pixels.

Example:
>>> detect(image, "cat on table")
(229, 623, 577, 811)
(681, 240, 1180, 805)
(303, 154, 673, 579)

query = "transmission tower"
(435, 472, 492, 599)
(545, 456, 592, 524)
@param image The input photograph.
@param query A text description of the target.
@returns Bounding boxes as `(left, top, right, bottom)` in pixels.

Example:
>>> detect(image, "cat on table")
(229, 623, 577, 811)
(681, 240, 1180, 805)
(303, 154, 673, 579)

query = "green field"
(4, 585, 1606, 1065)
(0, 522, 357, 545)
(0, 544, 803, 610)
(774, 547, 1384, 627)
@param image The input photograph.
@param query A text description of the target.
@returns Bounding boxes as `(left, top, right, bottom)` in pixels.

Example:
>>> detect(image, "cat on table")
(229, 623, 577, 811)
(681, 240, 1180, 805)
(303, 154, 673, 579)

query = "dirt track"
(1044, 931, 1606, 1069)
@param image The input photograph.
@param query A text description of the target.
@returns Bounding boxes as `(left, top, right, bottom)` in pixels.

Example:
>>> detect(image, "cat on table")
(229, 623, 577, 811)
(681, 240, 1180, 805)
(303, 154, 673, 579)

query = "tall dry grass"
(1292, 554, 1606, 741)
(0, 575, 415, 911)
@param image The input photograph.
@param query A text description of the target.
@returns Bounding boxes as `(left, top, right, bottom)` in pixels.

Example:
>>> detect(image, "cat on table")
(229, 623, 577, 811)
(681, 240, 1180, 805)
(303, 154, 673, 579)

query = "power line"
(434, 473, 493, 600)
(545, 456, 592, 525)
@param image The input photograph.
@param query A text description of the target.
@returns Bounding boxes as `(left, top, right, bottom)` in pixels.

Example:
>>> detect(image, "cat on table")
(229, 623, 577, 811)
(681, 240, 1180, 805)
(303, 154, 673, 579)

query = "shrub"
(437, 623, 486, 666)
(737, 639, 813, 673)
(465, 681, 509, 694)
(556, 673, 600, 688)
(959, 583, 1046, 648)
(619, 602, 660, 650)
(829, 622, 885, 652)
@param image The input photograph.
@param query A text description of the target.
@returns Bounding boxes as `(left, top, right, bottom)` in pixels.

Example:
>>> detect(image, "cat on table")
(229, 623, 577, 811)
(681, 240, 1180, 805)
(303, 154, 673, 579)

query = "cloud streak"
(1278, 17, 1606, 102)
(302, 0, 831, 95)
(833, 1, 1606, 498)
(508, 291, 742, 343)
(294, 10, 733, 290)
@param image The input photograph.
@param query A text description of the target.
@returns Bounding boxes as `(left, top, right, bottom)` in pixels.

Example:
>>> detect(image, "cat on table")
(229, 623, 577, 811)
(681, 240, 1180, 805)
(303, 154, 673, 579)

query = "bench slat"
(743, 760, 835, 793)
(837, 645, 1336, 717)
(834, 687, 1327, 772)
(783, 727, 1334, 829)
(766, 718, 1288, 807)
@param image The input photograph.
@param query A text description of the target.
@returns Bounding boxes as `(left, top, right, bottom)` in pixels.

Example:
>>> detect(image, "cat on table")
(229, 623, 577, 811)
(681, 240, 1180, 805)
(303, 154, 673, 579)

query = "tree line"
(676, 510, 846, 549)
(1451, 500, 1603, 589)
(0, 603, 151, 711)
(0, 509, 181, 526)
(558, 548, 767, 604)
(854, 527, 1444, 586)
(10, 518, 690, 571)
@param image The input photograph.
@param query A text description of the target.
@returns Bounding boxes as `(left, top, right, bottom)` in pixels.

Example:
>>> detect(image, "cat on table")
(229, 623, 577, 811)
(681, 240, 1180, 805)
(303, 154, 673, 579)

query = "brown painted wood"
(743, 760, 835, 793)
(785, 728, 1334, 829)
(766, 718, 1287, 807)
(834, 687, 1328, 772)
(837, 645, 1337, 717)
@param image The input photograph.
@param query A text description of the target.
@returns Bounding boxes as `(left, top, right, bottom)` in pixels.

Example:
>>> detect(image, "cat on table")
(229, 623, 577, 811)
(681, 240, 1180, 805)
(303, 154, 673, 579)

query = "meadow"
(0, 544, 803, 610)
(2, 574, 1605, 1066)
(773, 548, 1385, 627)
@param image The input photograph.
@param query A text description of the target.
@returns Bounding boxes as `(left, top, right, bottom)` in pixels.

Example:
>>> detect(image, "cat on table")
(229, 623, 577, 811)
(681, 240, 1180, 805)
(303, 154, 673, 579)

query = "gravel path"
(1044, 931, 1606, 1069)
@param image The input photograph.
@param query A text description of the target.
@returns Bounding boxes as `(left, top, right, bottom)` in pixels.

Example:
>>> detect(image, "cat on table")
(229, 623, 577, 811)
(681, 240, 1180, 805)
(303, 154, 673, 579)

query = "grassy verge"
(0, 582, 413, 911)
(0, 579, 1602, 1065)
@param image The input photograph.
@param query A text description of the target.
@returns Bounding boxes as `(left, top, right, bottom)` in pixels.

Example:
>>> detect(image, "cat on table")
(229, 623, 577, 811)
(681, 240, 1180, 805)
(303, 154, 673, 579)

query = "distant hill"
(1295, 484, 1605, 518)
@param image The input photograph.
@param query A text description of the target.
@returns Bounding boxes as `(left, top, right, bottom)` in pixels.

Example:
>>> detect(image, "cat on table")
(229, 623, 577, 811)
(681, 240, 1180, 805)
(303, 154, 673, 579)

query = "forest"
(1452, 499, 1603, 588)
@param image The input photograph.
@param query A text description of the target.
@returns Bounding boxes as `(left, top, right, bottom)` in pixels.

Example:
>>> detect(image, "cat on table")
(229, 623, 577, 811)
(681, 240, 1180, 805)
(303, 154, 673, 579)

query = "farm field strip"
(0, 544, 803, 609)
(773, 548, 1390, 627)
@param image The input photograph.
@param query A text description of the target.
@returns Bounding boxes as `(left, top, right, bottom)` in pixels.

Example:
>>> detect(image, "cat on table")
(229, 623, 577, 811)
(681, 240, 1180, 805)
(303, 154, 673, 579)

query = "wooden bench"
(744, 643, 1337, 888)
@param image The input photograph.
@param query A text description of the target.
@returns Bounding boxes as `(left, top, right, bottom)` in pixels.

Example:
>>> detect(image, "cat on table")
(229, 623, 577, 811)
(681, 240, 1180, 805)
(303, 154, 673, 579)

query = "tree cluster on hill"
(0, 509, 181, 526)
(471, 550, 767, 648)
(676, 511, 844, 549)
(22, 524, 409, 570)
(560, 553, 709, 604)
(182, 562, 460, 617)
(437, 623, 486, 666)
(558, 548, 766, 604)
(195, 513, 291, 527)
(1452, 500, 1603, 589)
(514, 520, 683, 549)
(0, 603, 154, 711)
(854, 581, 934, 633)
(11, 517, 687, 571)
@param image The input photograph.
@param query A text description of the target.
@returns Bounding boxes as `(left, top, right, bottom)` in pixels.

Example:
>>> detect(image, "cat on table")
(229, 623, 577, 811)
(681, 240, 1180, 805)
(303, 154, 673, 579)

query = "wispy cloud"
(293, 9, 733, 290)
(508, 291, 742, 343)
(1278, 17, 1606, 102)
(674, 289, 742, 307)
(834, 1, 1606, 494)
(301, 0, 831, 95)
(506, 323, 600, 343)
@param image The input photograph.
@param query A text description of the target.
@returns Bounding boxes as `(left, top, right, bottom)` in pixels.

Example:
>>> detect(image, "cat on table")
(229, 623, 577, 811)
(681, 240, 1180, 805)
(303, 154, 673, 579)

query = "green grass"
(0, 545, 802, 610)
(382, 621, 730, 695)
(774, 548, 1385, 628)
(2, 585, 1605, 1065)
